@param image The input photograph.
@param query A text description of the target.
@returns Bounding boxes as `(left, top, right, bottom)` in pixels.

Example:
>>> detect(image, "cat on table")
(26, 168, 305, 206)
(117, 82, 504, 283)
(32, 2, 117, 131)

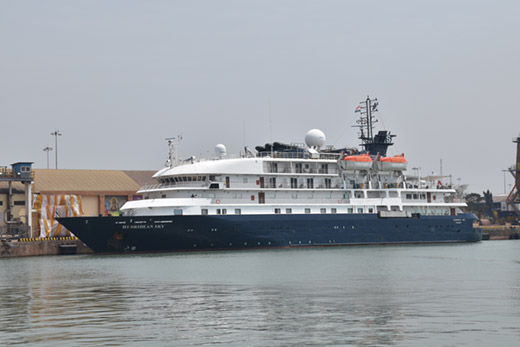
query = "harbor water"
(1, 241, 520, 346)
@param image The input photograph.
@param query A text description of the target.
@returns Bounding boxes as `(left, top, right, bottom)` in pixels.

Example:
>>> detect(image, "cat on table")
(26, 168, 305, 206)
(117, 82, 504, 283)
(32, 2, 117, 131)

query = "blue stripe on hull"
(57, 213, 481, 253)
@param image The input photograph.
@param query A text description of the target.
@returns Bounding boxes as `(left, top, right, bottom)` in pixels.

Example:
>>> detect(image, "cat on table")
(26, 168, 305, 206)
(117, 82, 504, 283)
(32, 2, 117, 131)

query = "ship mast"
(165, 135, 182, 168)
(355, 96, 378, 148)
(353, 96, 394, 156)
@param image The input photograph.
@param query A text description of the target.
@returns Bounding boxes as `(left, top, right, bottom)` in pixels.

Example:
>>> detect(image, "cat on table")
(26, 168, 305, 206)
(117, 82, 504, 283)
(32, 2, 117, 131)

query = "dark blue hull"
(57, 213, 481, 254)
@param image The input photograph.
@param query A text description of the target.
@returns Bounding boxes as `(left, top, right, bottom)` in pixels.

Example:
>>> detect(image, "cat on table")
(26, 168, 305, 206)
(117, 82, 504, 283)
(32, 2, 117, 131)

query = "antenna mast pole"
(165, 135, 182, 168)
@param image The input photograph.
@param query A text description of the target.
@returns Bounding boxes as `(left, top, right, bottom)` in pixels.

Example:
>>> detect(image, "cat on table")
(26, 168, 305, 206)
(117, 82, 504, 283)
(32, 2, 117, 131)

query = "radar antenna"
(352, 96, 395, 156)
(165, 135, 182, 168)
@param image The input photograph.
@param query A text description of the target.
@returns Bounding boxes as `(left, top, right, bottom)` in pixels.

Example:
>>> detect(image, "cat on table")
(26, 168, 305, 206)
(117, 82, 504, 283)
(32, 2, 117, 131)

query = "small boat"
(340, 153, 373, 170)
(375, 154, 408, 171)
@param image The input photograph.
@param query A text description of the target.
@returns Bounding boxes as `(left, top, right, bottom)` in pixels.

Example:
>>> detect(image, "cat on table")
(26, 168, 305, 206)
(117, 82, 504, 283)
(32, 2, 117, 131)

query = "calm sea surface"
(1, 241, 520, 346)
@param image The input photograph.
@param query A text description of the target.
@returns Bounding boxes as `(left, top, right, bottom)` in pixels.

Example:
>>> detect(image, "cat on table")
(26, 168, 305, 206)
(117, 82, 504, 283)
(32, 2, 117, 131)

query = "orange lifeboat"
(341, 153, 373, 170)
(376, 154, 407, 171)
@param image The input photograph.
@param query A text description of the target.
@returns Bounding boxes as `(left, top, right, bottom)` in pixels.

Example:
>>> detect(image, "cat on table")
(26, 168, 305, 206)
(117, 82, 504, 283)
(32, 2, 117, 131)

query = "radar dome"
(215, 144, 227, 157)
(305, 129, 326, 148)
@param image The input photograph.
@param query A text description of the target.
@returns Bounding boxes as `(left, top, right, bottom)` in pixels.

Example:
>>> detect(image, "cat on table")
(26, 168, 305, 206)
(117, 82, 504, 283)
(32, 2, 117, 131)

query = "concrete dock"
(481, 225, 520, 240)
(1, 237, 93, 258)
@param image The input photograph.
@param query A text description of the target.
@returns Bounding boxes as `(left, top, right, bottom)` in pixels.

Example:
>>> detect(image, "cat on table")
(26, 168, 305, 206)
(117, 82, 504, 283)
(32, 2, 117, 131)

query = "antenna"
(351, 96, 394, 155)
(165, 135, 182, 168)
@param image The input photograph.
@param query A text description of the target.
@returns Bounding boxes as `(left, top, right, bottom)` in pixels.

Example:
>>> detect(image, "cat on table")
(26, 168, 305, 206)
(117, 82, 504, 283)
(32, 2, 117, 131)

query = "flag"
(354, 105, 361, 113)
(372, 101, 378, 111)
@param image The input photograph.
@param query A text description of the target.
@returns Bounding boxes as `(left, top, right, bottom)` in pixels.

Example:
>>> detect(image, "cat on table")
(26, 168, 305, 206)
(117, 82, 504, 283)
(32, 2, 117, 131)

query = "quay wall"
(481, 225, 520, 240)
(1, 238, 94, 258)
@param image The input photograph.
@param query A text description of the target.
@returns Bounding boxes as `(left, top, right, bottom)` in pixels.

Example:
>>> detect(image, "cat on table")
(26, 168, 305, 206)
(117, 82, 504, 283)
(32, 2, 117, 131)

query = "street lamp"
(502, 169, 508, 194)
(43, 147, 53, 169)
(50, 130, 62, 169)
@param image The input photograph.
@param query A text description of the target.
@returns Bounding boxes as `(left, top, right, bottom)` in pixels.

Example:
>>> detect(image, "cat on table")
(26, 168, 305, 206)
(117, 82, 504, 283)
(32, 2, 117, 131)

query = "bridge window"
(174, 209, 183, 215)
(201, 209, 208, 215)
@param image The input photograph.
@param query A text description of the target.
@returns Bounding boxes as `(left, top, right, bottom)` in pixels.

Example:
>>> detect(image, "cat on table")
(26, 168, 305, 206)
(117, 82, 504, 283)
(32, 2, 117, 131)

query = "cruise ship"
(57, 97, 481, 253)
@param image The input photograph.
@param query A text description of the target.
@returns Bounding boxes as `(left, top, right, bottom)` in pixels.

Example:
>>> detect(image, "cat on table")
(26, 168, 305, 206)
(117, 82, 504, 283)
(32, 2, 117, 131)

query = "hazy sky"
(1, 0, 519, 195)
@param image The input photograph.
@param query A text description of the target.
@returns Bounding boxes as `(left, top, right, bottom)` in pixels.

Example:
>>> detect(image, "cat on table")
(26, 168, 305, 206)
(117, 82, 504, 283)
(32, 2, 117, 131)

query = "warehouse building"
(0, 168, 156, 237)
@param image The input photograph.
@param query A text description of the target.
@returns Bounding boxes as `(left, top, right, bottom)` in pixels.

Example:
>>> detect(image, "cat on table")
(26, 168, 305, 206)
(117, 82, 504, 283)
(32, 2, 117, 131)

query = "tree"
(482, 190, 493, 218)
(464, 193, 484, 218)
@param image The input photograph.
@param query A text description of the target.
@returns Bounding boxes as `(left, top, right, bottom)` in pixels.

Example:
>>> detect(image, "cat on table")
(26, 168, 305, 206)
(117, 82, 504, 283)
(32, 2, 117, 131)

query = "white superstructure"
(121, 139, 464, 218)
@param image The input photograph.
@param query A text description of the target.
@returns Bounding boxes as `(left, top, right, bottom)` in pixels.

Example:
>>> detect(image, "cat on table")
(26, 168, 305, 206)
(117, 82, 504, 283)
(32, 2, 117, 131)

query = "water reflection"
(1, 243, 520, 346)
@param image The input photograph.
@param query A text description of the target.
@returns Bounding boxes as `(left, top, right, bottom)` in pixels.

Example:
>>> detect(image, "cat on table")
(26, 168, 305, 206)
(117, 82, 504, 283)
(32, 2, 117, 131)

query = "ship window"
(347, 208, 353, 214)
(325, 178, 331, 188)
(343, 192, 350, 199)
(209, 175, 215, 181)
(274, 208, 281, 214)
(296, 163, 303, 173)
(209, 183, 219, 189)
(269, 193, 276, 198)
(235, 209, 241, 215)
(292, 193, 298, 199)
(305, 208, 311, 214)
(331, 208, 337, 214)
(222, 209, 227, 215)
(216, 209, 221, 215)
(420, 194, 426, 199)
(320, 208, 326, 214)
(188, 177, 192, 182)
(357, 208, 363, 214)
(201, 209, 208, 215)
(413, 194, 418, 199)
(162, 194, 166, 198)
(182, 177, 187, 182)
(368, 208, 374, 213)
(174, 209, 183, 215)
(243, 177, 248, 183)
(406, 194, 412, 199)
(307, 178, 314, 189)
(286, 208, 292, 214)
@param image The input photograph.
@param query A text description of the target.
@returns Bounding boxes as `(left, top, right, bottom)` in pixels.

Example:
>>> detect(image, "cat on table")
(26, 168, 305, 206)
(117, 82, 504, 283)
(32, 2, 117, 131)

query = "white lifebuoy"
(216, 199, 220, 204)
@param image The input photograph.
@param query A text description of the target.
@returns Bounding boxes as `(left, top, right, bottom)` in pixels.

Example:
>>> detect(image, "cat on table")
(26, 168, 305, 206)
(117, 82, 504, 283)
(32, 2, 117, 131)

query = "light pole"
(50, 130, 62, 169)
(43, 147, 53, 169)
(502, 169, 508, 194)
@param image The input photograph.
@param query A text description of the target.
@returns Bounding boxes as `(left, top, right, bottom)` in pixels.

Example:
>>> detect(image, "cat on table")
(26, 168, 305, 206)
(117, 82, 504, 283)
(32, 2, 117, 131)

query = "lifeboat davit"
(375, 154, 408, 171)
(340, 153, 373, 170)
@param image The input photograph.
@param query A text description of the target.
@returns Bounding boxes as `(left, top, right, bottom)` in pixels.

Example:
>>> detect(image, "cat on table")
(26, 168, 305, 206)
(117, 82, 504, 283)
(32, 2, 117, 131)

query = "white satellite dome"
(305, 129, 326, 148)
(215, 144, 227, 157)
